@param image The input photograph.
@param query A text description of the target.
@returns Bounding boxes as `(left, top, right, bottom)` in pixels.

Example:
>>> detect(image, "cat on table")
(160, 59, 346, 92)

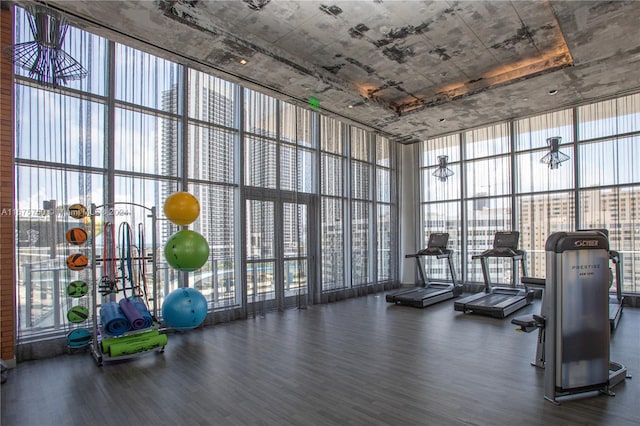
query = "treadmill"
(386, 232, 462, 308)
(454, 231, 534, 318)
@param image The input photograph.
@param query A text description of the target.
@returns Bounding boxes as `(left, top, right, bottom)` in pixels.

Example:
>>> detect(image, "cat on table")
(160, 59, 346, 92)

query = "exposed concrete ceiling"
(27, 0, 640, 143)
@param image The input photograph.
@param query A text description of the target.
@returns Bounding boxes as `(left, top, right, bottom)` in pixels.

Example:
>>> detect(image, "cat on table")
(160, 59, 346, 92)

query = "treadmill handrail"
(473, 241, 528, 290)
(522, 276, 546, 289)
(406, 248, 452, 258)
(472, 247, 523, 257)
(403, 246, 458, 288)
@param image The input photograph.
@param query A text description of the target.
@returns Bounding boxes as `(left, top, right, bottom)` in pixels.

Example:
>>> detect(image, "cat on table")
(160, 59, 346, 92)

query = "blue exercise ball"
(161, 287, 208, 331)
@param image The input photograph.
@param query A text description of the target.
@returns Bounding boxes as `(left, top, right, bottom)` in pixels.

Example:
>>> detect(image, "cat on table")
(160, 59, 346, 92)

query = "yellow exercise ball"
(163, 192, 200, 226)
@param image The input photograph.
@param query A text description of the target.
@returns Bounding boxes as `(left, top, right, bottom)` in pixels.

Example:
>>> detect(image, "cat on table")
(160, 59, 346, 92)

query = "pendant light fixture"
(3, 5, 88, 88)
(540, 136, 570, 169)
(432, 155, 454, 182)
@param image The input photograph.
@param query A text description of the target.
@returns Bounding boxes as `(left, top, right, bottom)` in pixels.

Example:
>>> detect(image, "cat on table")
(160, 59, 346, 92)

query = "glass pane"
(377, 204, 392, 280)
(352, 200, 370, 285)
(616, 93, 640, 135)
(188, 69, 236, 127)
(115, 108, 178, 175)
(188, 183, 237, 308)
(283, 202, 308, 297)
(117, 174, 177, 233)
(14, 7, 108, 95)
(422, 202, 463, 243)
(351, 128, 369, 161)
(579, 93, 640, 140)
(422, 164, 461, 201)
(580, 136, 640, 187)
(465, 123, 510, 159)
(283, 203, 307, 258)
(580, 187, 640, 293)
(377, 168, 390, 203)
(114, 176, 164, 218)
(280, 145, 315, 193)
(321, 116, 343, 154)
(514, 109, 574, 151)
(246, 200, 274, 259)
(420, 202, 462, 280)
(321, 197, 344, 290)
(244, 89, 276, 137)
(15, 85, 105, 167)
(247, 261, 275, 299)
(115, 44, 181, 112)
(188, 124, 235, 183)
(192, 260, 236, 309)
(466, 197, 512, 283)
(284, 259, 308, 296)
(517, 193, 575, 278)
(516, 147, 574, 192)
(15, 166, 103, 337)
(321, 154, 343, 196)
(421, 134, 460, 166)
(351, 161, 371, 200)
(617, 135, 640, 185)
(115, 176, 179, 308)
(244, 137, 277, 188)
(280, 103, 314, 148)
(466, 156, 511, 197)
(376, 135, 391, 167)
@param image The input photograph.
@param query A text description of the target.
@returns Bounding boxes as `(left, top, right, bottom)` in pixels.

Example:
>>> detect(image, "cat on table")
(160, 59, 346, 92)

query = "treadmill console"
(474, 231, 522, 258)
(493, 231, 519, 250)
(428, 232, 449, 249)
(416, 233, 450, 256)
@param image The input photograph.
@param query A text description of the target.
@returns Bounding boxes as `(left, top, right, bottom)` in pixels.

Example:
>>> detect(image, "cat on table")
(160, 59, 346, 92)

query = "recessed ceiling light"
(348, 104, 354, 109)
(439, 118, 446, 122)
(548, 89, 558, 95)
(239, 58, 248, 65)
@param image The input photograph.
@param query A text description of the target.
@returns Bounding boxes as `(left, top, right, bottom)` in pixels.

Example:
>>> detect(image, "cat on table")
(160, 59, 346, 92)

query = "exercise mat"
(108, 333, 168, 357)
(100, 301, 131, 337)
(101, 329, 159, 353)
(129, 296, 154, 329)
(119, 298, 145, 330)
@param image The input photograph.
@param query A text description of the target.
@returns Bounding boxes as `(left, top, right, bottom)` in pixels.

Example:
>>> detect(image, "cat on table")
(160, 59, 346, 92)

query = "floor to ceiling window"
(577, 95, 640, 294)
(419, 93, 640, 294)
(514, 109, 575, 278)
(320, 116, 346, 291)
(376, 135, 394, 282)
(11, 6, 397, 342)
(350, 128, 373, 287)
(187, 70, 239, 309)
(419, 135, 462, 281)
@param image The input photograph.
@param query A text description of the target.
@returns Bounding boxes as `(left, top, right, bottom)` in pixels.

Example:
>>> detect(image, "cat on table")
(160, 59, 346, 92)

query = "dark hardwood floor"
(1, 294, 638, 425)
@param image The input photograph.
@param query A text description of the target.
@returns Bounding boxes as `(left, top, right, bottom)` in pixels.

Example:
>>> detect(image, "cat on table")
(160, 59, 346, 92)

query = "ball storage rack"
(88, 202, 165, 366)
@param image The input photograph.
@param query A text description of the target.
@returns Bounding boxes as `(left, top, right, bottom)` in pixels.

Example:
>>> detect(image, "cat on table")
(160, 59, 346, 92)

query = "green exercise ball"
(164, 230, 210, 272)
